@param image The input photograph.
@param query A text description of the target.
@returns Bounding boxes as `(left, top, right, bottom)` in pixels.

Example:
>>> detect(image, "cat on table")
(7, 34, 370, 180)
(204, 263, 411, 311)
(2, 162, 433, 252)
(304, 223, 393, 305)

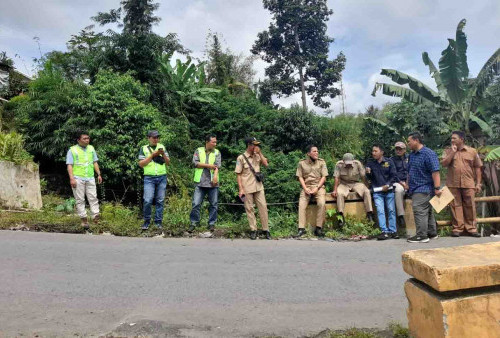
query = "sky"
(1, 0, 499, 114)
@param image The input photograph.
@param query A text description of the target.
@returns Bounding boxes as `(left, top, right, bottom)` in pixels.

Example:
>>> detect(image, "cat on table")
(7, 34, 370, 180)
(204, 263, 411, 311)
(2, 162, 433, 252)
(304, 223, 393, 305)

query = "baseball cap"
(147, 130, 160, 137)
(244, 137, 261, 146)
(395, 141, 406, 149)
(343, 153, 354, 165)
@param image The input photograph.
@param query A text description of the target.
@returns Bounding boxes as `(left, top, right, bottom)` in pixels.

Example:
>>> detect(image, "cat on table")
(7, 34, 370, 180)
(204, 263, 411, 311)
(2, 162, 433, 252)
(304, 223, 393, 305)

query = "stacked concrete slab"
(402, 242, 500, 338)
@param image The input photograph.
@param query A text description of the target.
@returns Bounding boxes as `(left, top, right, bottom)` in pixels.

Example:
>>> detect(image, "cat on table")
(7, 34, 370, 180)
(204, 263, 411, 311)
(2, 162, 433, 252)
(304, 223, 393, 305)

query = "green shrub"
(0, 131, 34, 164)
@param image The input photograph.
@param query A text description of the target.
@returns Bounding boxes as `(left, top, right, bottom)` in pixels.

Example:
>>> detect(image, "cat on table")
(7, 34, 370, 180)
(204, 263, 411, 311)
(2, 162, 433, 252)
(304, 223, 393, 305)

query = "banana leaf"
(485, 146, 500, 162)
(371, 83, 433, 105)
(379, 69, 441, 104)
(422, 52, 448, 99)
(469, 114, 493, 138)
(455, 19, 469, 79)
(439, 39, 467, 105)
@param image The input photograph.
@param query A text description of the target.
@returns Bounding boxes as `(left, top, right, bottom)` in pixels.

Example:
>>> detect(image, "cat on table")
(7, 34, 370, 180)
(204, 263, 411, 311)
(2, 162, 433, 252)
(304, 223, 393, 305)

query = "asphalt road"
(0, 231, 498, 337)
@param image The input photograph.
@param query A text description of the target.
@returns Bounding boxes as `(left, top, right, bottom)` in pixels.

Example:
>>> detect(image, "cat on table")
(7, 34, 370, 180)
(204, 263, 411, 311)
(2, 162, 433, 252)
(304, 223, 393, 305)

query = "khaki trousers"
(72, 178, 99, 219)
(337, 183, 373, 213)
(449, 188, 477, 234)
(394, 183, 406, 217)
(298, 187, 326, 228)
(244, 190, 269, 231)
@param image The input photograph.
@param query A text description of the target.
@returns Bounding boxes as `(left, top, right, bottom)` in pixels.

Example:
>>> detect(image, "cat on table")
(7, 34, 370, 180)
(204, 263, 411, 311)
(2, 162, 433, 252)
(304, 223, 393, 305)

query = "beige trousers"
(337, 183, 373, 213)
(244, 190, 269, 231)
(394, 182, 406, 217)
(449, 188, 477, 234)
(72, 178, 99, 219)
(298, 187, 326, 228)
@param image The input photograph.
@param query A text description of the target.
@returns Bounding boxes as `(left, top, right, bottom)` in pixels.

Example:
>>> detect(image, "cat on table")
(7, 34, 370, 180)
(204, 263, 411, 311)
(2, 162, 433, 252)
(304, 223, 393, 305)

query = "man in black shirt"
(391, 141, 409, 226)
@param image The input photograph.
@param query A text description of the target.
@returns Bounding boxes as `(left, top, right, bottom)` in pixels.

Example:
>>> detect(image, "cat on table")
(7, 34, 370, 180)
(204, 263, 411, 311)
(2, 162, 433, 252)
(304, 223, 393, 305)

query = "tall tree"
(251, 0, 345, 110)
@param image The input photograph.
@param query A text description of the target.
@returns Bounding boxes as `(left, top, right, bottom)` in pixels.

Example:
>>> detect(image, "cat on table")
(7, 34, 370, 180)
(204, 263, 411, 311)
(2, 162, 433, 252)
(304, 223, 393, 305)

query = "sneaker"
(293, 228, 306, 238)
(250, 231, 257, 240)
(377, 232, 389, 240)
(155, 223, 163, 229)
(469, 232, 481, 238)
(407, 235, 429, 243)
(141, 224, 149, 231)
(428, 233, 439, 240)
(188, 224, 196, 233)
(390, 232, 400, 239)
(314, 227, 324, 237)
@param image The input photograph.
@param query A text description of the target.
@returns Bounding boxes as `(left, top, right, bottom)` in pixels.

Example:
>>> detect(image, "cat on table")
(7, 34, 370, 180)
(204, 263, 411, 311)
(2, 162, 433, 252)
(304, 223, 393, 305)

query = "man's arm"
(441, 147, 456, 167)
(311, 176, 326, 195)
(93, 162, 102, 184)
(67, 165, 77, 188)
(332, 177, 340, 197)
(475, 166, 482, 193)
(237, 174, 244, 197)
(298, 176, 312, 195)
(256, 147, 268, 167)
(432, 171, 442, 196)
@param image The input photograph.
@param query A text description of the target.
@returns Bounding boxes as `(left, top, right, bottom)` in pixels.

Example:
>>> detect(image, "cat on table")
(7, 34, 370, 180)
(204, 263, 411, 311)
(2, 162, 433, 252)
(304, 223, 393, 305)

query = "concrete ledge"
(402, 242, 500, 292)
(0, 160, 42, 210)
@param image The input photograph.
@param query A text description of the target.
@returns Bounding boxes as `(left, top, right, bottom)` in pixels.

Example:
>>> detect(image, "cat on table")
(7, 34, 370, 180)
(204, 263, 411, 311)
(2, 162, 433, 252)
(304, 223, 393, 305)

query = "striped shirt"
(408, 146, 440, 195)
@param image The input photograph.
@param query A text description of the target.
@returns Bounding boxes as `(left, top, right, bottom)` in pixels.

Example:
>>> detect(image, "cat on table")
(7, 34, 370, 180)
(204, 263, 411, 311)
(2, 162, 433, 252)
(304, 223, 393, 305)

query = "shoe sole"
(407, 238, 430, 243)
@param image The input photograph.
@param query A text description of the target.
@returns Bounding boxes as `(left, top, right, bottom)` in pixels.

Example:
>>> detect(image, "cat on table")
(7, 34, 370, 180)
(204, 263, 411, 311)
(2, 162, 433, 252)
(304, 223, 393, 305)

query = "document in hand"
(429, 186, 455, 213)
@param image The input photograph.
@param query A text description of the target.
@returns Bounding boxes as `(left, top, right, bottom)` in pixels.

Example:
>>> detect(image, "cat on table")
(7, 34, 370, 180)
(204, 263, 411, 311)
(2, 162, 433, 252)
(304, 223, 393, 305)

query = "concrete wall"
(0, 160, 42, 209)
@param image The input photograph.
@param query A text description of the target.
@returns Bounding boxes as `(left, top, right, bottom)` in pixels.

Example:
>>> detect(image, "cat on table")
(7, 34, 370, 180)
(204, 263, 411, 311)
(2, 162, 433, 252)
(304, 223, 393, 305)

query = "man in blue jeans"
(189, 135, 221, 233)
(138, 130, 170, 230)
(366, 144, 399, 240)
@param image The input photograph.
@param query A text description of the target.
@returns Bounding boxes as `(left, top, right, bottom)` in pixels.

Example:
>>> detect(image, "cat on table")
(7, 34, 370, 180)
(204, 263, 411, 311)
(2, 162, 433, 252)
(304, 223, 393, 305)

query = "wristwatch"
(434, 186, 441, 190)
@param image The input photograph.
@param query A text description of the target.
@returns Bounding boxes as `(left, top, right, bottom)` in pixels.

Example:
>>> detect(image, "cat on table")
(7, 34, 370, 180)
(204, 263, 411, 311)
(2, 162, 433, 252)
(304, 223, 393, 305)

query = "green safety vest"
(193, 147, 219, 183)
(70, 145, 95, 178)
(142, 143, 167, 176)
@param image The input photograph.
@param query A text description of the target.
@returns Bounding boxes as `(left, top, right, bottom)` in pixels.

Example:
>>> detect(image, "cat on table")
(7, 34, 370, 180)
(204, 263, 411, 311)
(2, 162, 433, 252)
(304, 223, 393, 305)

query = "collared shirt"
(192, 147, 222, 188)
(66, 145, 98, 181)
(408, 146, 440, 195)
(442, 145, 482, 188)
(366, 157, 398, 189)
(296, 158, 328, 188)
(333, 160, 366, 187)
(391, 154, 409, 182)
(235, 151, 263, 194)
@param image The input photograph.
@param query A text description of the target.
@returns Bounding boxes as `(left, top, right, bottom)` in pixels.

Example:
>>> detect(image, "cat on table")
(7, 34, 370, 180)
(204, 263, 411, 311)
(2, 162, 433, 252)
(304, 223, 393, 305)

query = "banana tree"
(159, 53, 220, 116)
(372, 19, 500, 139)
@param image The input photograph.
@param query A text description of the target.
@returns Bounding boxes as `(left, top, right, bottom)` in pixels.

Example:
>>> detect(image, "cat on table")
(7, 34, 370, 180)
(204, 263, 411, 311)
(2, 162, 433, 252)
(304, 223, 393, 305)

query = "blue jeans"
(143, 175, 167, 227)
(189, 186, 218, 226)
(373, 191, 397, 233)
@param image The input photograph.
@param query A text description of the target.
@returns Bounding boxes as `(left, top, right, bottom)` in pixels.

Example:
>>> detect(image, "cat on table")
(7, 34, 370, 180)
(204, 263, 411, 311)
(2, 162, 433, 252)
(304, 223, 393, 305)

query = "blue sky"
(1, 0, 498, 114)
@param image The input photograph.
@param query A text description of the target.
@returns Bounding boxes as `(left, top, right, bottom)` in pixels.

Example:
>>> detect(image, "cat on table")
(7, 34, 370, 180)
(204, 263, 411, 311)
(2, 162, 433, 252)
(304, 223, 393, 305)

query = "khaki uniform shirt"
(235, 151, 263, 194)
(443, 145, 482, 188)
(334, 160, 366, 187)
(296, 158, 328, 188)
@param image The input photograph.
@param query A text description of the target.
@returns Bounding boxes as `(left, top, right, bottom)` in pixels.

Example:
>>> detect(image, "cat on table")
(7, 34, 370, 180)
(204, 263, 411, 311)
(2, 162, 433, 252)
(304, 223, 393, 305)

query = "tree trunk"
(298, 66, 307, 111)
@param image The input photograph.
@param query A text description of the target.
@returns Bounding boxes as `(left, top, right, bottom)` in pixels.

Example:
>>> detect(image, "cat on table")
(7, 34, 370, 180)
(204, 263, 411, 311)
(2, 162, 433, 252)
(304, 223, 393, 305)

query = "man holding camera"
(138, 130, 170, 230)
(235, 137, 270, 240)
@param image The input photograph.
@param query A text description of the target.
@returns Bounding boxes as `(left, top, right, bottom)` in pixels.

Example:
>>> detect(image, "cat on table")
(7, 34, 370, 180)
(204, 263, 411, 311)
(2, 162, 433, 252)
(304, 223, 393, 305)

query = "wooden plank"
(437, 217, 500, 226)
(475, 196, 500, 203)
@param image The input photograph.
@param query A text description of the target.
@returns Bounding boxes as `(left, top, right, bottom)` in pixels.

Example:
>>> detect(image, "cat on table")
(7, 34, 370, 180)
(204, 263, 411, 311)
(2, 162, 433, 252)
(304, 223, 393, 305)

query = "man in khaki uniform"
(235, 137, 270, 240)
(332, 153, 374, 225)
(441, 131, 482, 237)
(295, 145, 328, 238)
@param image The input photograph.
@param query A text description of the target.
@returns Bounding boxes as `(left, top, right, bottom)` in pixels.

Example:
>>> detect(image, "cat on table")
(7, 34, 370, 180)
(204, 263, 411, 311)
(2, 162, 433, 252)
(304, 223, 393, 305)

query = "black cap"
(244, 137, 261, 146)
(147, 130, 160, 137)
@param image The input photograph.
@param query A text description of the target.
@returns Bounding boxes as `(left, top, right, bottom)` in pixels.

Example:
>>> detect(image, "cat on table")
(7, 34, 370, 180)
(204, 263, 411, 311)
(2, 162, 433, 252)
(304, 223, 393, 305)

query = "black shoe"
(314, 227, 324, 237)
(390, 232, 400, 239)
(208, 224, 215, 232)
(469, 232, 481, 238)
(250, 231, 257, 240)
(293, 228, 306, 238)
(407, 235, 429, 243)
(188, 224, 196, 233)
(428, 233, 439, 240)
(451, 232, 461, 237)
(397, 215, 406, 227)
(377, 232, 389, 240)
(367, 212, 375, 223)
(338, 213, 345, 227)
(263, 231, 271, 240)
(141, 224, 149, 231)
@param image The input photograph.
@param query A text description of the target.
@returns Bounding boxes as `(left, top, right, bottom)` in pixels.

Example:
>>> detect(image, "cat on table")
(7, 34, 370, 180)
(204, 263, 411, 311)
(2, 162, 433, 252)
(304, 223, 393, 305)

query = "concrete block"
(405, 279, 500, 338)
(0, 160, 42, 209)
(402, 242, 500, 292)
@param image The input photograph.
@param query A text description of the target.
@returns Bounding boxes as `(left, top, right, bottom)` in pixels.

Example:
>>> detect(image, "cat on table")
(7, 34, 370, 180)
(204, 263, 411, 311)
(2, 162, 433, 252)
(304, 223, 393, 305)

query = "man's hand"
(97, 175, 103, 184)
(238, 189, 245, 198)
(475, 183, 482, 194)
(332, 190, 338, 198)
(435, 188, 443, 197)
(310, 187, 319, 195)
(366, 167, 371, 174)
(400, 181, 408, 190)
(254, 146, 261, 154)
(209, 164, 217, 170)
(70, 178, 77, 188)
(151, 150, 161, 158)
(451, 144, 457, 153)
(382, 185, 389, 192)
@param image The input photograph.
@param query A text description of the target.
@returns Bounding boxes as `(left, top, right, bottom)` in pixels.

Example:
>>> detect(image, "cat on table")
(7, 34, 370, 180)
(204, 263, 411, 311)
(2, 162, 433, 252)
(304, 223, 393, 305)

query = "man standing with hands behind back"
(235, 137, 270, 240)
(441, 131, 482, 237)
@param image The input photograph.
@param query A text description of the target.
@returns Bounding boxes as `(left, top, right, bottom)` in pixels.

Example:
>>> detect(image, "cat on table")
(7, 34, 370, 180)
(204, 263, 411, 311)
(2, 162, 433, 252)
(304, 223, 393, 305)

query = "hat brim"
(252, 141, 261, 145)
(344, 160, 353, 165)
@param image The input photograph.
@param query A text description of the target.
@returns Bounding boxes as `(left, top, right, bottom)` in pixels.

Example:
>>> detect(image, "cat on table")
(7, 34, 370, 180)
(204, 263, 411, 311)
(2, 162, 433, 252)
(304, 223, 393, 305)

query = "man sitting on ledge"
(332, 153, 375, 226)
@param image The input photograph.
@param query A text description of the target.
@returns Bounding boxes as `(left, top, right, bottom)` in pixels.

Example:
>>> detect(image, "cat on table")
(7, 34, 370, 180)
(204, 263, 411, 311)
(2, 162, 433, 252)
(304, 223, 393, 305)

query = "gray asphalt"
(0, 231, 498, 337)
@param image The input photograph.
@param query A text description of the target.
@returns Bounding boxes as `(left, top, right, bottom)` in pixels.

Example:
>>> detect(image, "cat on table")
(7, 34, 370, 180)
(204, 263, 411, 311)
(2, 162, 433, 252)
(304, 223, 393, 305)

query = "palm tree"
(372, 19, 500, 138)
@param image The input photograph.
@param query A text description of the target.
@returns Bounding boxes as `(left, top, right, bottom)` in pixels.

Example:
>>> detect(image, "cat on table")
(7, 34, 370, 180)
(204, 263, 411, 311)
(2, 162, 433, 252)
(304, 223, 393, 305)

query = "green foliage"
(388, 323, 410, 338)
(324, 208, 380, 240)
(484, 146, 500, 162)
(317, 114, 364, 160)
(0, 131, 34, 164)
(251, 0, 346, 109)
(55, 198, 76, 213)
(360, 117, 401, 161)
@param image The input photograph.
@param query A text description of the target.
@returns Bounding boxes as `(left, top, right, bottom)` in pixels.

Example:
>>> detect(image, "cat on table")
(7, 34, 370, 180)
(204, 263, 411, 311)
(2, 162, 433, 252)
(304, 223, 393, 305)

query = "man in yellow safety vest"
(188, 134, 221, 233)
(66, 131, 103, 229)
